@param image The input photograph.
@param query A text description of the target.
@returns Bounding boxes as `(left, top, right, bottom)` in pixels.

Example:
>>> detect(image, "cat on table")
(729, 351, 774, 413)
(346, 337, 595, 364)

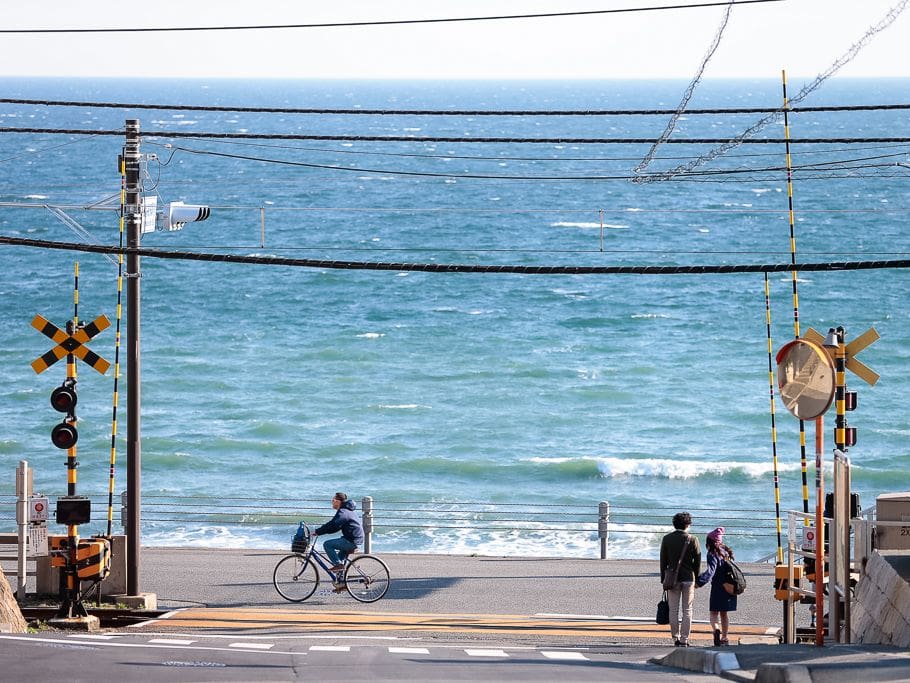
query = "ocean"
(0, 77, 908, 561)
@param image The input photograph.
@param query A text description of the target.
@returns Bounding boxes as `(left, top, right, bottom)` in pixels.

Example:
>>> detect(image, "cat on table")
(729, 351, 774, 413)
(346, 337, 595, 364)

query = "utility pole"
(123, 119, 142, 596)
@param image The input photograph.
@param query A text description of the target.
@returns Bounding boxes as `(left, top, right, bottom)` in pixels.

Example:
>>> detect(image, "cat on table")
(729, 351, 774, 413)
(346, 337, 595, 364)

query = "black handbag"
(656, 591, 670, 625)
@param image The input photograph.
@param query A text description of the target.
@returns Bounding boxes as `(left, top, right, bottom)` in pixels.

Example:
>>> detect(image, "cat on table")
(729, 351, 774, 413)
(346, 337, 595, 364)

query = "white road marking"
(229, 642, 274, 650)
(309, 645, 351, 652)
(541, 650, 589, 660)
(388, 646, 430, 654)
(465, 649, 509, 657)
(148, 638, 196, 645)
(67, 634, 118, 640)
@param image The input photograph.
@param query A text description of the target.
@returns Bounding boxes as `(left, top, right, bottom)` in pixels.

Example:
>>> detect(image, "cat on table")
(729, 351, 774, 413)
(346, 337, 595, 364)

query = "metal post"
(815, 416, 825, 647)
(16, 461, 29, 600)
(362, 496, 373, 554)
(832, 327, 846, 643)
(124, 119, 142, 596)
(598, 501, 610, 559)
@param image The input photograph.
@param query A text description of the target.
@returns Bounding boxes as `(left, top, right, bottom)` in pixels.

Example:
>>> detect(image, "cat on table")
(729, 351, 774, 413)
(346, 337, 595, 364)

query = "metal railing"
(0, 492, 783, 559)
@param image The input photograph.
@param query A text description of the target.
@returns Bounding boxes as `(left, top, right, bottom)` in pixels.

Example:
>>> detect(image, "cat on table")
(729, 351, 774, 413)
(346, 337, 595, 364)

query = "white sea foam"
(526, 456, 802, 479)
(24, 194, 48, 200)
(551, 221, 628, 229)
(356, 332, 384, 339)
(631, 313, 670, 319)
(374, 404, 430, 410)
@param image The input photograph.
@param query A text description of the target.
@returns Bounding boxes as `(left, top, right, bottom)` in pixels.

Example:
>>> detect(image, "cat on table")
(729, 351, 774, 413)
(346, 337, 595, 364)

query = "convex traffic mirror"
(775, 338, 835, 420)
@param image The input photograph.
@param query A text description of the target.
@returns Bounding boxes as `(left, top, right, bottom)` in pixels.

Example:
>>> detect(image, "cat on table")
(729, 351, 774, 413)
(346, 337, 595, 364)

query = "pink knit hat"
(707, 527, 725, 543)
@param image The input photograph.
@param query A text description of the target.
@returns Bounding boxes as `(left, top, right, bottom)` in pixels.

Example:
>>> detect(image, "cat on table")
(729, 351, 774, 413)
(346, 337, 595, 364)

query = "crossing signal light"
(50, 379, 77, 449)
(51, 381, 77, 413)
(845, 391, 857, 411)
(52, 420, 78, 449)
(845, 426, 857, 448)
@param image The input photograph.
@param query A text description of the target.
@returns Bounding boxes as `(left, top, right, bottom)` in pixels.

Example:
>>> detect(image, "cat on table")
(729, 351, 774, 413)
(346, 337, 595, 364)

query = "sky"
(0, 0, 908, 80)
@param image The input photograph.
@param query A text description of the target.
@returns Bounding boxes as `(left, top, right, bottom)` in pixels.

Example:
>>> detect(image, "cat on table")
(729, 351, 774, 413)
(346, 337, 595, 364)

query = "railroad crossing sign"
(30, 314, 111, 375)
(802, 327, 880, 386)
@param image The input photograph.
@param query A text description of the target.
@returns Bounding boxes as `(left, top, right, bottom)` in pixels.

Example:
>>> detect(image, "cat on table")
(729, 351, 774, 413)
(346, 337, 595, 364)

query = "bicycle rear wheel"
(273, 554, 319, 602)
(344, 554, 390, 603)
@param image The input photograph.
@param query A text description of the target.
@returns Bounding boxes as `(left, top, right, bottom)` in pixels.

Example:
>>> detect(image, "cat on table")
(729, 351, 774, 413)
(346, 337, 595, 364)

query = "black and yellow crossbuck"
(31, 314, 111, 375)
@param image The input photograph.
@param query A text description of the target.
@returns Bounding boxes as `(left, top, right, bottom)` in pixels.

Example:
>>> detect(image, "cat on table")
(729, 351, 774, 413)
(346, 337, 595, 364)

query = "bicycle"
(272, 522, 391, 603)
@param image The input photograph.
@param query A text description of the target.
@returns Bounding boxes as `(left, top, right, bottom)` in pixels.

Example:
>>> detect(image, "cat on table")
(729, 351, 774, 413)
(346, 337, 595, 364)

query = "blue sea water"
(0, 77, 908, 560)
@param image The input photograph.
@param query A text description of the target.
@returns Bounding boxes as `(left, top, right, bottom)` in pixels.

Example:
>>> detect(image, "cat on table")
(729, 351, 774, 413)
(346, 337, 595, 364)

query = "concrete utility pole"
(123, 119, 142, 596)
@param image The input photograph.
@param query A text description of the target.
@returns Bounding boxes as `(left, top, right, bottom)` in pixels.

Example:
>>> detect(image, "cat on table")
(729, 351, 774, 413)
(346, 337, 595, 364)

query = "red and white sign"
(802, 526, 817, 550)
(29, 496, 49, 523)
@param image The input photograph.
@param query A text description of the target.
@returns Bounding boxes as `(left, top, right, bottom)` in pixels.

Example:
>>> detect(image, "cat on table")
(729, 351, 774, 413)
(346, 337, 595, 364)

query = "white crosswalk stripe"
(388, 647, 430, 654)
(309, 645, 351, 652)
(148, 639, 196, 645)
(229, 642, 274, 650)
(464, 648, 509, 657)
(541, 651, 589, 660)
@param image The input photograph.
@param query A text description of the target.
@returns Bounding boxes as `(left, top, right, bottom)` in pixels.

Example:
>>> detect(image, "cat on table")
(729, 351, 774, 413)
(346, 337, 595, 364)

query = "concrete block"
(109, 592, 157, 610)
(892, 621, 910, 648)
(893, 580, 910, 615)
(47, 615, 100, 632)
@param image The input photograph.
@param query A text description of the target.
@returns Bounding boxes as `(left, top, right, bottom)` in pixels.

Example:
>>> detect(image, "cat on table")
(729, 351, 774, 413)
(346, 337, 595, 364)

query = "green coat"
(659, 529, 702, 583)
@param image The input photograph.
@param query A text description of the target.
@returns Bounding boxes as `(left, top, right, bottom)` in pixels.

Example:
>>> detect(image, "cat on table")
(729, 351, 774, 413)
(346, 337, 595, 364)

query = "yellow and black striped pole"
(764, 273, 784, 563)
(105, 155, 128, 538)
(833, 328, 847, 452)
(64, 263, 81, 614)
(782, 70, 810, 518)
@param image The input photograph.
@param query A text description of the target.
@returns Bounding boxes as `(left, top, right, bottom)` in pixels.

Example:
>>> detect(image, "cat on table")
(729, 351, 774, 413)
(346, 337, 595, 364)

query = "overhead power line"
(0, 0, 783, 33)
(4, 126, 910, 145)
(3, 97, 909, 116)
(160, 143, 909, 181)
(2, 235, 909, 276)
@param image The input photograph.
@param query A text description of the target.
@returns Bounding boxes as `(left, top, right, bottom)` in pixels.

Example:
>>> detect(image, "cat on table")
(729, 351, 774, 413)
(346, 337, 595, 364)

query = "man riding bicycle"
(313, 492, 364, 572)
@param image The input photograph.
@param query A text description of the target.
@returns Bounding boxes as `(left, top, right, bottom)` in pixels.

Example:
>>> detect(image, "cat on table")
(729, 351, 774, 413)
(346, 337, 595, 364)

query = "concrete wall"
(851, 549, 910, 647)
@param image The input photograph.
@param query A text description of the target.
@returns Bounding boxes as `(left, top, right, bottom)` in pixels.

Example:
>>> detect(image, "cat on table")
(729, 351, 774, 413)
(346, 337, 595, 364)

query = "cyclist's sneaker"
(329, 564, 345, 572)
(332, 582, 346, 593)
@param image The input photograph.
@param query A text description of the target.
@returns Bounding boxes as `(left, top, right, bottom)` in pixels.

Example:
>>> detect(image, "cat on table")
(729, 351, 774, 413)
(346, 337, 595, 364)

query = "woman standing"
(696, 527, 736, 646)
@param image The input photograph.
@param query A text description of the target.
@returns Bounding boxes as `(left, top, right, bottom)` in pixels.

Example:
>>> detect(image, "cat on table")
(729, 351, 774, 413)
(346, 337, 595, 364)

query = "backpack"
(722, 559, 747, 595)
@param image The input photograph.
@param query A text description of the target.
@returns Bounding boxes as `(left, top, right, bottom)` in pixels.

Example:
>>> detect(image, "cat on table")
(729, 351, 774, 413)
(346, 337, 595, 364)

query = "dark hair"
(334, 492, 348, 502)
(672, 512, 692, 530)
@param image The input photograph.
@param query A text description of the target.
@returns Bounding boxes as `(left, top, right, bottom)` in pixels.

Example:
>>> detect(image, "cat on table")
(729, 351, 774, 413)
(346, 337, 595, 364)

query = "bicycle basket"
(291, 522, 310, 554)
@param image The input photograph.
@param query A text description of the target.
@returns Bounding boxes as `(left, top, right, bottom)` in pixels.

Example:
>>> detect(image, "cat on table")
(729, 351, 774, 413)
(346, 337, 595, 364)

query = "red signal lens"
(51, 422, 78, 449)
(51, 386, 77, 413)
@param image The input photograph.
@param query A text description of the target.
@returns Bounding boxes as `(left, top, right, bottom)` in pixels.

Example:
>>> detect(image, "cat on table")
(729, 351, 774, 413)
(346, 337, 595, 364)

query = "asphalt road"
(137, 547, 787, 642)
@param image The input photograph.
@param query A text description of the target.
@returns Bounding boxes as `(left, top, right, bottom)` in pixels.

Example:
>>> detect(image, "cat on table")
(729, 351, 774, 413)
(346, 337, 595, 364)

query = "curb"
(650, 648, 742, 677)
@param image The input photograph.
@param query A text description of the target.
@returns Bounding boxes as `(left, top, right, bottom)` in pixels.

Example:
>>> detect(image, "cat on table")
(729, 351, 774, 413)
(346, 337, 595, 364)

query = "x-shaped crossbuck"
(31, 314, 111, 375)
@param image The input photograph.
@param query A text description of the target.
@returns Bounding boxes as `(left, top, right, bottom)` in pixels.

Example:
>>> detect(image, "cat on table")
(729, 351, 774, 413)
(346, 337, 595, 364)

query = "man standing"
(659, 511, 701, 646)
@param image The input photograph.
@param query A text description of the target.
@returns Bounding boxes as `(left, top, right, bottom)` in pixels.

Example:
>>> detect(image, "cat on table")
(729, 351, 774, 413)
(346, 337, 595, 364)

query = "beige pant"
(667, 581, 695, 643)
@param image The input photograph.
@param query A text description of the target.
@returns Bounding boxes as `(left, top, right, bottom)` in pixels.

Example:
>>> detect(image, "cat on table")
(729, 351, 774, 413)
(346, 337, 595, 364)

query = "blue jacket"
(315, 499, 364, 546)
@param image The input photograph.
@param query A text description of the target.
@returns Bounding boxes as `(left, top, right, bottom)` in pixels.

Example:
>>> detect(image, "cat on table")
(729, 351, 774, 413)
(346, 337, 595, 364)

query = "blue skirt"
(709, 581, 737, 612)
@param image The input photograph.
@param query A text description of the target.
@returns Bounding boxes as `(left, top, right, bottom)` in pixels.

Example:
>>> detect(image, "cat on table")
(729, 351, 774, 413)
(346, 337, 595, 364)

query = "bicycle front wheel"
(344, 554, 390, 603)
(273, 554, 319, 602)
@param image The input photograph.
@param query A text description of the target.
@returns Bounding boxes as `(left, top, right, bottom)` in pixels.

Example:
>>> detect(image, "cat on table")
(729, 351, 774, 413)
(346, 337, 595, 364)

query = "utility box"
(876, 492, 910, 550)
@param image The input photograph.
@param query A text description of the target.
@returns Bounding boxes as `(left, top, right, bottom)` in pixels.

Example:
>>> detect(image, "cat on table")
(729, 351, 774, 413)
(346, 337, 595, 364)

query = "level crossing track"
(135, 607, 779, 642)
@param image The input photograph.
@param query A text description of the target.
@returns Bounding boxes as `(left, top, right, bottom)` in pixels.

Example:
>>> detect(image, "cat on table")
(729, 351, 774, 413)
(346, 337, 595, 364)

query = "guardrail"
(0, 493, 783, 560)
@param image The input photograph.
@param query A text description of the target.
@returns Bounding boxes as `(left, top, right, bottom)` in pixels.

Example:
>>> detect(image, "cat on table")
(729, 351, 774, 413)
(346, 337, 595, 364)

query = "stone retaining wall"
(851, 549, 910, 646)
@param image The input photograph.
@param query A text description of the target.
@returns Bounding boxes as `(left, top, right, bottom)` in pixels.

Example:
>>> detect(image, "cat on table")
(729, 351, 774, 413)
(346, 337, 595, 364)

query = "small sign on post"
(802, 526, 817, 551)
(28, 525, 49, 557)
(29, 496, 49, 523)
